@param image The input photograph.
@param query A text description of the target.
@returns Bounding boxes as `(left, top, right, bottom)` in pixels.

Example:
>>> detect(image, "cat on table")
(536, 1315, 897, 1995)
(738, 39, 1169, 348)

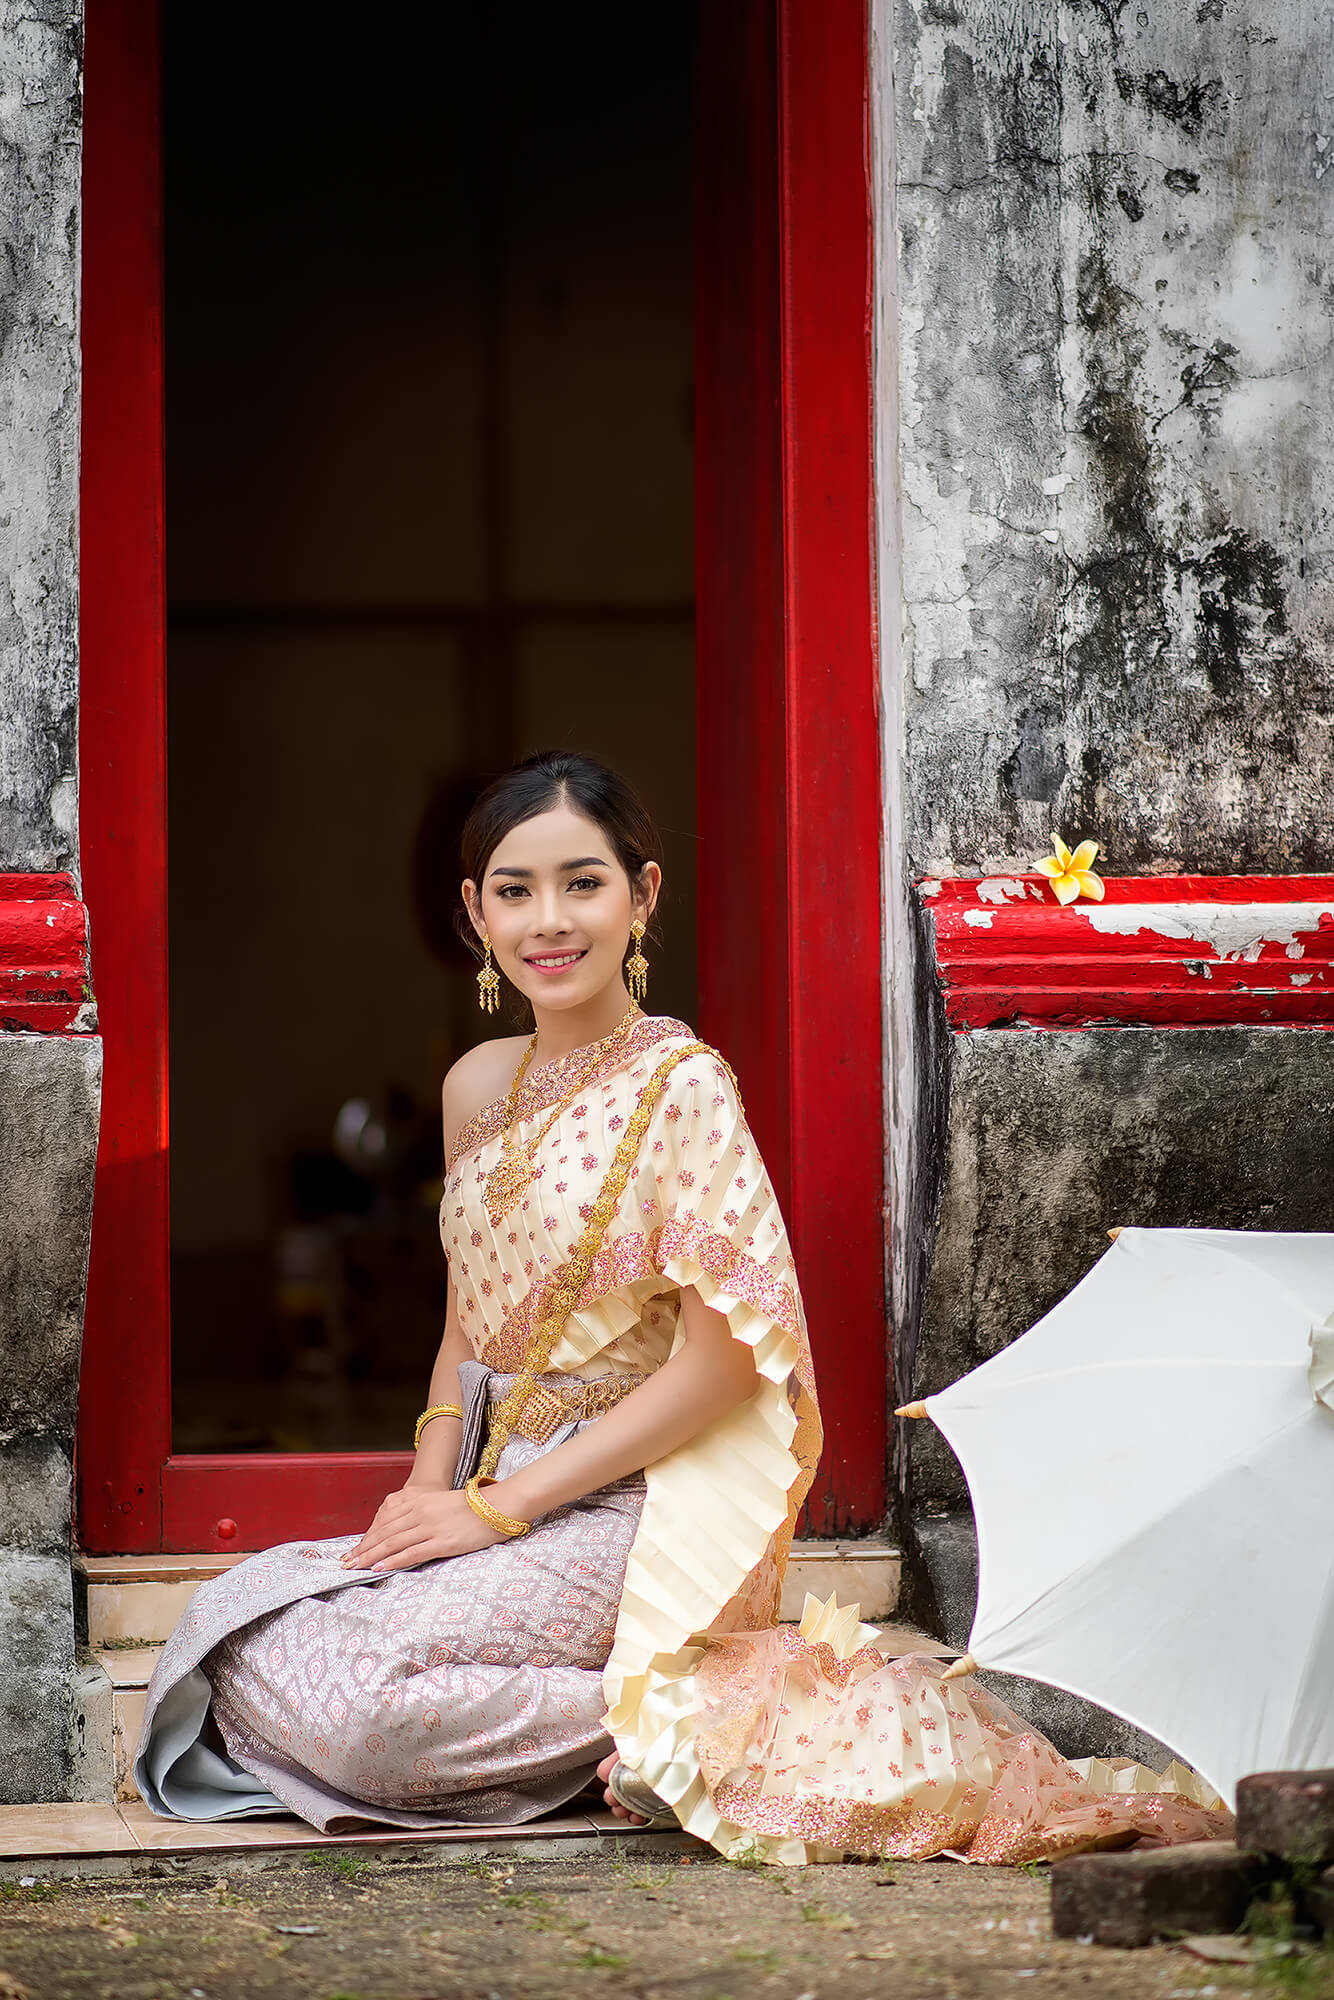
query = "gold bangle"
(414, 1403, 463, 1450)
(465, 1475, 531, 1539)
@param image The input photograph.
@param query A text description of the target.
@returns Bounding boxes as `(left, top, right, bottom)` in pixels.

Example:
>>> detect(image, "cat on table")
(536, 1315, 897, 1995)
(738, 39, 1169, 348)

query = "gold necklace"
(481, 1006, 641, 1227)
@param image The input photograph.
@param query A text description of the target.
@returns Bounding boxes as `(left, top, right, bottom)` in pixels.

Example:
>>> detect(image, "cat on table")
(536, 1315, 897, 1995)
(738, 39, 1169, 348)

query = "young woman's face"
(464, 803, 660, 1016)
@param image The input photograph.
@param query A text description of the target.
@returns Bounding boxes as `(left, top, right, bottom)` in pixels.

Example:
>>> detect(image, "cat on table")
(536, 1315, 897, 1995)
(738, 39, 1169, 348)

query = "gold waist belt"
(492, 1373, 645, 1447)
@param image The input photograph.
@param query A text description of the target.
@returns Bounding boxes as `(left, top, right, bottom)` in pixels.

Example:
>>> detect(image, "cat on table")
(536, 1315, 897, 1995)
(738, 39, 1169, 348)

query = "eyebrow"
(488, 856, 612, 879)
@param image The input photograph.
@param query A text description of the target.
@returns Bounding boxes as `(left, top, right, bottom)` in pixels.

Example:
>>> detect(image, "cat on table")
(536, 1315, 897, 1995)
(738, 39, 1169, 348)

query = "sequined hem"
(478, 1214, 802, 1373)
(709, 1772, 988, 1860)
(446, 1016, 696, 1170)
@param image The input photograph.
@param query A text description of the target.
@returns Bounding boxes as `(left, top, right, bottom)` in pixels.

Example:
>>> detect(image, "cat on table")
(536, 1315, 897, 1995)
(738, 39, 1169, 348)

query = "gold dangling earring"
(477, 933, 501, 1014)
(626, 920, 650, 1005)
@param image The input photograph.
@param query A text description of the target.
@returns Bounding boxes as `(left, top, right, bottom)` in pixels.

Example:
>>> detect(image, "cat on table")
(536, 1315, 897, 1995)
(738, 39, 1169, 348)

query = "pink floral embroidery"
(479, 1214, 801, 1372)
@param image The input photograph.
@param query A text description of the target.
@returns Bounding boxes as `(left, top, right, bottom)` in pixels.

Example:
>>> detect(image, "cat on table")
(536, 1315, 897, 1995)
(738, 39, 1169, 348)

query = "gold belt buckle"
(517, 1382, 570, 1444)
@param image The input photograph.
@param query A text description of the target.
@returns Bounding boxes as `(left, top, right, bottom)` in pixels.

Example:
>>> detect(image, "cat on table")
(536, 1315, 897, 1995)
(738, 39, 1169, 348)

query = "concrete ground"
(0, 1845, 1328, 2000)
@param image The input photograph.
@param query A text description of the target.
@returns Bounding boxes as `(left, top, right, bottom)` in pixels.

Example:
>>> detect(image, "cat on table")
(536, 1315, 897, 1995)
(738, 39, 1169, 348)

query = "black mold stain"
(1196, 0, 1224, 17)
(1114, 68, 1224, 135)
(1164, 167, 1201, 194)
(1079, 0, 1131, 39)
(1176, 339, 1239, 429)
(1075, 246, 1153, 544)
(1182, 530, 1289, 697)
(1115, 183, 1145, 220)
(1001, 708, 1069, 803)
(1073, 746, 1107, 836)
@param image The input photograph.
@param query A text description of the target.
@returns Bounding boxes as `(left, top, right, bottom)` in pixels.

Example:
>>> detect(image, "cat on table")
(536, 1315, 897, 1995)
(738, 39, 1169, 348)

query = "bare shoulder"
(442, 1034, 529, 1138)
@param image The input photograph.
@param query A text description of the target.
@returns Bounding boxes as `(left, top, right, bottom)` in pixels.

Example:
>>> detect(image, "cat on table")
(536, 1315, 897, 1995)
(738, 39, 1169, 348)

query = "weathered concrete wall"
(0, 0, 82, 875)
(0, 0, 92, 1802)
(0, 1034, 100, 1801)
(892, 0, 1334, 876)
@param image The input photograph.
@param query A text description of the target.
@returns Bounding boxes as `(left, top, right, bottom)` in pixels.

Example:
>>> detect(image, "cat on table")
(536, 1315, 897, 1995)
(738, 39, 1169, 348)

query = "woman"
(136, 752, 1228, 1864)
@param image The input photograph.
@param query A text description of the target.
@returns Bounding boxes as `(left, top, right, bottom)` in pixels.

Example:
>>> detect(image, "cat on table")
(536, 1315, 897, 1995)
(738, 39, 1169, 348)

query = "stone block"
(0, 1555, 76, 1803)
(1303, 1865, 1334, 1937)
(67, 1659, 115, 1804)
(1051, 1841, 1270, 1948)
(0, 1033, 101, 1801)
(1236, 1772, 1334, 1867)
(909, 1031, 1334, 1516)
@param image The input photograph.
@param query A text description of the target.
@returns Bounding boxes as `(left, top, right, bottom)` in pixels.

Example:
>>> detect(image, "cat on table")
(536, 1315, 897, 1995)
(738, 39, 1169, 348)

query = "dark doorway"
(164, 8, 697, 1455)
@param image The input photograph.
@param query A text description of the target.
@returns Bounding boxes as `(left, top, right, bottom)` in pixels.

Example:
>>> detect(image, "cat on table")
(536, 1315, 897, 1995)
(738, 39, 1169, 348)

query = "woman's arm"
(343, 1285, 759, 1573)
(493, 1287, 758, 1524)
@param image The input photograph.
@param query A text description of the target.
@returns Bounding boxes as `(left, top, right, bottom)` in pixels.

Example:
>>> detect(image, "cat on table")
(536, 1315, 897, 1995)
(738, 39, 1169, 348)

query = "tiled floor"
(0, 1799, 670, 1865)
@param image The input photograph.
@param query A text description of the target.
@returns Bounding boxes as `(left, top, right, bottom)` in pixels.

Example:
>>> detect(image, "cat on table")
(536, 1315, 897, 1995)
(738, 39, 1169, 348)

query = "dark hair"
(457, 751, 661, 954)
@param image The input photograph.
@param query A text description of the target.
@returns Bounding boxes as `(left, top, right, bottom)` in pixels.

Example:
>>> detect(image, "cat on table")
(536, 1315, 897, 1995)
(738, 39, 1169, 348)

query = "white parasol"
(900, 1227, 1334, 1809)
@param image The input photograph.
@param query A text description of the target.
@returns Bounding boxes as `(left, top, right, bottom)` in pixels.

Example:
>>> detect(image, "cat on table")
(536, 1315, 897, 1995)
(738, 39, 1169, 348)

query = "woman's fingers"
(343, 1490, 430, 1566)
(356, 1523, 424, 1567)
(369, 1538, 442, 1574)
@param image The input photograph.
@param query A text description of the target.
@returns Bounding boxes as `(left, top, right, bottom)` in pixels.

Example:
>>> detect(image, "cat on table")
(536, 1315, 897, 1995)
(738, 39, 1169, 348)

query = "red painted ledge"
(0, 873, 96, 1033)
(921, 874, 1334, 1030)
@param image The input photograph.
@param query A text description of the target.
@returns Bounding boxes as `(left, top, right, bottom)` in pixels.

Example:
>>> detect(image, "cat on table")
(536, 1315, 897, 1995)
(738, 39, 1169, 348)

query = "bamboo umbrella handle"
(941, 1653, 977, 1681)
(894, 1401, 930, 1419)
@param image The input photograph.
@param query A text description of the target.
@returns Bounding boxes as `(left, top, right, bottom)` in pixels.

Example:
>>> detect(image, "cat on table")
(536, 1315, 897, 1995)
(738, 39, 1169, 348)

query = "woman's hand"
(341, 1484, 505, 1573)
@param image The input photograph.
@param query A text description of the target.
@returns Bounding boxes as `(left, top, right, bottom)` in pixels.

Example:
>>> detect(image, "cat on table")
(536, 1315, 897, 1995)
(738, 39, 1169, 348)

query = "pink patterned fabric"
(209, 1487, 639, 1826)
(692, 1631, 1234, 1863)
(136, 1381, 645, 1831)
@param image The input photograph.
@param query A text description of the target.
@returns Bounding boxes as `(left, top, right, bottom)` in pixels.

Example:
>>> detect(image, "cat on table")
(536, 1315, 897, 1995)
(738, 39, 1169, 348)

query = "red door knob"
(215, 1517, 238, 1541)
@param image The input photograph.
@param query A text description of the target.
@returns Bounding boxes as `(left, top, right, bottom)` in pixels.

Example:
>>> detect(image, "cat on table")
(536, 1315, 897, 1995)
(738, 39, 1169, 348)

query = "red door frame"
(695, 0, 886, 1533)
(77, 0, 886, 1553)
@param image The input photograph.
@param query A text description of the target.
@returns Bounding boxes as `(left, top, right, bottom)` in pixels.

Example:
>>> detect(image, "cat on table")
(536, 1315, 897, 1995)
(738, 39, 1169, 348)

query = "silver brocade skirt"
(134, 1364, 646, 1832)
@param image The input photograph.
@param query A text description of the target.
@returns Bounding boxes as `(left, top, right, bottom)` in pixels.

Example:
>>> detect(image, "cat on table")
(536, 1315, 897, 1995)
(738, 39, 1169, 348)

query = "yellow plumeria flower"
(1035, 835, 1105, 905)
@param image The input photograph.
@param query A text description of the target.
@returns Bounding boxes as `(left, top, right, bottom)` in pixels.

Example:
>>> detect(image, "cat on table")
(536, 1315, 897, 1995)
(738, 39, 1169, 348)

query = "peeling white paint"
(1082, 903, 1334, 962)
(962, 909, 995, 928)
(1042, 474, 1074, 495)
(1291, 973, 1315, 987)
(47, 776, 75, 837)
(976, 878, 1035, 904)
(919, 879, 942, 899)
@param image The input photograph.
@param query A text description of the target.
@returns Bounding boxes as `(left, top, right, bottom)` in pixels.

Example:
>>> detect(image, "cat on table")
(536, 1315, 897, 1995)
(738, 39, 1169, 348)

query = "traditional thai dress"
(136, 1016, 821, 1837)
(136, 1013, 1230, 1862)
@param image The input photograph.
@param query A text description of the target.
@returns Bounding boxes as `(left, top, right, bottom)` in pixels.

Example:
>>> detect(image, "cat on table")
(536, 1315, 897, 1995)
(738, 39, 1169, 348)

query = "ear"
(461, 879, 487, 941)
(634, 862, 663, 927)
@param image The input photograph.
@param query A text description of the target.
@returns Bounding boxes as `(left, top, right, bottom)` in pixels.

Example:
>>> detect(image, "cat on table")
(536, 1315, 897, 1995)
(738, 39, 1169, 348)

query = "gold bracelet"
(414, 1403, 463, 1450)
(465, 1475, 532, 1539)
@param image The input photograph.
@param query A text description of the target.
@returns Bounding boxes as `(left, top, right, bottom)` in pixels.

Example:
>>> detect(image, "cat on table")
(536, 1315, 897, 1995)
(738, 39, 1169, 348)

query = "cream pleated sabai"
(443, 1014, 823, 1856)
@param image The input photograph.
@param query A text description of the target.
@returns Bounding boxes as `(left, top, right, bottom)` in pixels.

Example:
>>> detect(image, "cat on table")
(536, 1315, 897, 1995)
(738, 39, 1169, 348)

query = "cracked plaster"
(891, 0, 1334, 879)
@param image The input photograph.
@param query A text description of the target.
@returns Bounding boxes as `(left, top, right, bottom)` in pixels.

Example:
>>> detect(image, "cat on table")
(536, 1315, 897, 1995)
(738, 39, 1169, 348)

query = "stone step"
(83, 1644, 162, 1802)
(77, 1540, 903, 1805)
(82, 1553, 242, 1647)
(82, 1541, 901, 1645)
